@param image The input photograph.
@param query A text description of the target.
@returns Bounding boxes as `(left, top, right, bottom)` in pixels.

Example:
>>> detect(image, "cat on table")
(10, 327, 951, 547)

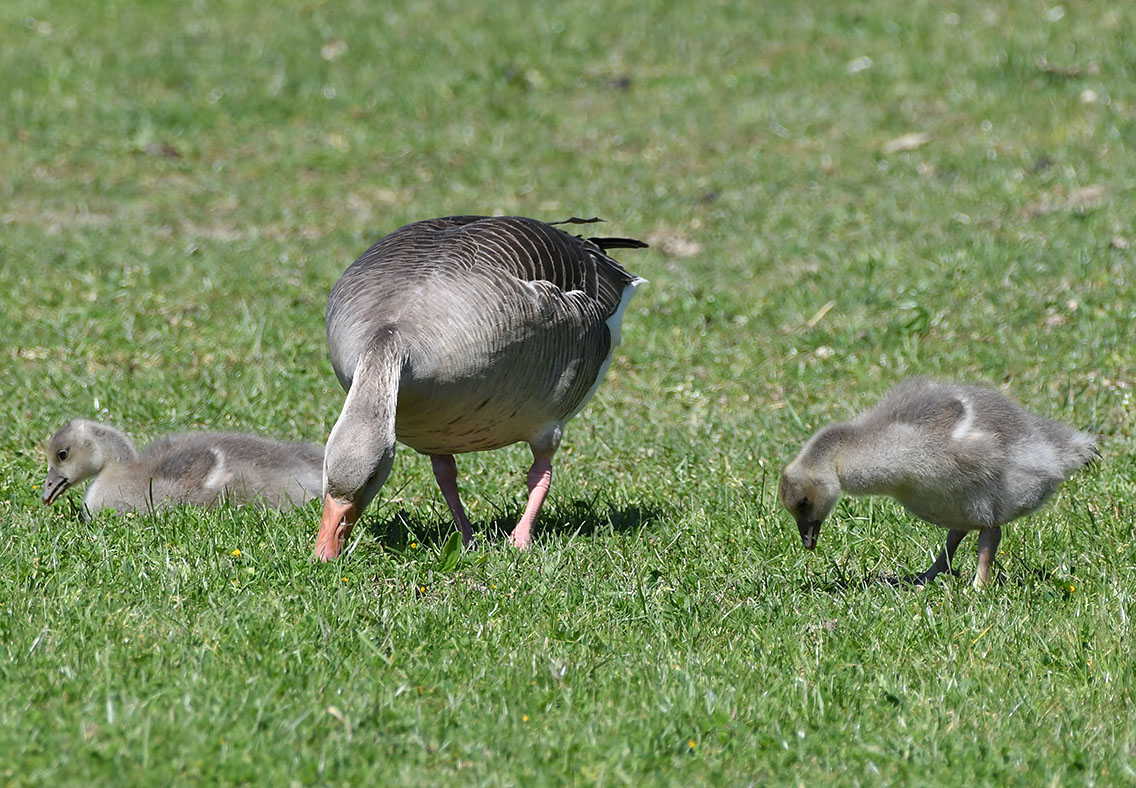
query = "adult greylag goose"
(42, 419, 323, 516)
(779, 378, 1099, 587)
(315, 215, 646, 560)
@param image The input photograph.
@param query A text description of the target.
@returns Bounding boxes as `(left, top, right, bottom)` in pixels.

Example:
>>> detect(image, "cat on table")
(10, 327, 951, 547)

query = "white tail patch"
(605, 276, 647, 346)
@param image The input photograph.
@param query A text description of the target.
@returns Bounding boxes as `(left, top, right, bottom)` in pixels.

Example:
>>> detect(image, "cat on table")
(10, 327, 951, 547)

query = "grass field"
(3, 0, 1135, 784)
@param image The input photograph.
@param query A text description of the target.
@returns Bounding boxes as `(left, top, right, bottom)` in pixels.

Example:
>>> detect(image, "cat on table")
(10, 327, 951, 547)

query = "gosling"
(42, 419, 324, 516)
(779, 378, 1099, 587)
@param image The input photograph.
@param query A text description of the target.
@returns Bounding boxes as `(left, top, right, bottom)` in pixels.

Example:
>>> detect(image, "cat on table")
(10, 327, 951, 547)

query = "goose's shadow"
(355, 498, 665, 552)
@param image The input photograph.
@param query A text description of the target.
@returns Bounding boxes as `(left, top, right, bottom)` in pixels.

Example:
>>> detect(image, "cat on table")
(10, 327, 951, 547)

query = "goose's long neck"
(323, 331, 404, 510)
(316, 332, 404, 561)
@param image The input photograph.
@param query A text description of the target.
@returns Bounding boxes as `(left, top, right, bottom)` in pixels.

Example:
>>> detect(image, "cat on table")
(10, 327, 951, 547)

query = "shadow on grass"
(355, 498, 665, 553)
(804, 562, 1071, 594)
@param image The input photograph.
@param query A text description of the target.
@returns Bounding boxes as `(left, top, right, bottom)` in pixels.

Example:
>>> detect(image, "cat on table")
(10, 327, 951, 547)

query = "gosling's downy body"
(43, 419, 324, 516)
(779, 378, 1099, 587)
(316, 215, 646, 560)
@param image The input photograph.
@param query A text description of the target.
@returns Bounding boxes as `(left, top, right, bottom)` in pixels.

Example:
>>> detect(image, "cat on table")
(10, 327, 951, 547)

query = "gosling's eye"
(57, 449, 69, 461)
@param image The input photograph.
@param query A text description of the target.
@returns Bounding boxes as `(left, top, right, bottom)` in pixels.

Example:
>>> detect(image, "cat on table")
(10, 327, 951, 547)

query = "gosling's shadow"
(798, 571, 921, 595)
(802, 567, 970, 594)
(355, 498, 664, 553)
(806, 563, 1065, 594)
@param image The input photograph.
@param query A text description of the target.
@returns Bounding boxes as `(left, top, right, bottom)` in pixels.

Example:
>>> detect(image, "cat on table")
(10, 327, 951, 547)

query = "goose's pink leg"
(430, 454, 474, 546)
(512, 456, 553, 550)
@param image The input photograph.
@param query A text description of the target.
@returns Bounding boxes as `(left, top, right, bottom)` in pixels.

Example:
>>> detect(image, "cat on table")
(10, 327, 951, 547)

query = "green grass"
(3, 0, 1136, 784)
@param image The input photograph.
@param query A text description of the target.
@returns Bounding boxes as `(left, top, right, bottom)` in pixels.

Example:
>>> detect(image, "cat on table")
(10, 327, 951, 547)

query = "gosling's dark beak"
(798, 520, 821, 550)
(43, 468, 70, 505)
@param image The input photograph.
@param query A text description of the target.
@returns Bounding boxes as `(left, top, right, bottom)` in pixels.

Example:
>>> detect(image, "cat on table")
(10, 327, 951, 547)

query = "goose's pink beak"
(315, 494, 357, 561)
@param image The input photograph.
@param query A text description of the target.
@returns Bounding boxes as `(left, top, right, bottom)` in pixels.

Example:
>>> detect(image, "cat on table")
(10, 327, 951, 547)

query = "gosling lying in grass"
(42, 419, 323, 517)
(779, 378, 1099, 588)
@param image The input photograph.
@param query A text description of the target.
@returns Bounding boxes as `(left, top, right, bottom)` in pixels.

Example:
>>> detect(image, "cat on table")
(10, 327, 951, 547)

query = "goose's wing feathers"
(326, 216, 645, 390)
(337, 215, 642, 317)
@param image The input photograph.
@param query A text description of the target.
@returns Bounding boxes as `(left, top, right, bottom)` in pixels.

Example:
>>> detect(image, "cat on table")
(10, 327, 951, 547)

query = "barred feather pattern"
(325, 216, 645, 455)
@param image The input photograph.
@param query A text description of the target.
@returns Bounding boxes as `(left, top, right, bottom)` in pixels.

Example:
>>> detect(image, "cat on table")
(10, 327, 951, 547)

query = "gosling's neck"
(806, 422, 903, 497)
(87, 422, 140, 468)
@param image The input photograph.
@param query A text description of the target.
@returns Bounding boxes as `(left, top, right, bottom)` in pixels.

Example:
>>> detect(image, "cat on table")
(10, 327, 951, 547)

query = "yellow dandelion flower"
(231, 549, 241, 557)
(342, 577, 349, 583)
(522, 714, 529, 722)
(410, 542, 418, 549)
(688, 739, 696, 749)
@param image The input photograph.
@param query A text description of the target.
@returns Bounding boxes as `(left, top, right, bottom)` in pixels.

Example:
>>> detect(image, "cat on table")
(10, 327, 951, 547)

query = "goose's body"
(779, 378, 1098, 587)
(316, 215, 645, 559)
(43, 419, 323, 516)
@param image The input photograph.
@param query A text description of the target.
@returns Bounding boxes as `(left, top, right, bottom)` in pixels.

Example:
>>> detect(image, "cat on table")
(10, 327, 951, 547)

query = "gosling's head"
(779, 458, 841, 550)
(42, 420, 107, 505)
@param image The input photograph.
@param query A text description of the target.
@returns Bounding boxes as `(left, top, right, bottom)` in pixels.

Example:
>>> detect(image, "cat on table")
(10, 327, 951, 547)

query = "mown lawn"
(2, 0, 1134, 785)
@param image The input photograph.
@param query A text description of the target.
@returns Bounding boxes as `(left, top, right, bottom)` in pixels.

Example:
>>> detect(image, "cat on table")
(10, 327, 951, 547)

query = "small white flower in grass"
(320, 39, 348, 61)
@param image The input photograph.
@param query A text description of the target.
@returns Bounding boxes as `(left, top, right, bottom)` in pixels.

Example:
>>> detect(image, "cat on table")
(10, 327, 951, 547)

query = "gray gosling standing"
(43, 419, 324, 516)
(315, 215, 645, 560)
(779, 378, 1099, 588)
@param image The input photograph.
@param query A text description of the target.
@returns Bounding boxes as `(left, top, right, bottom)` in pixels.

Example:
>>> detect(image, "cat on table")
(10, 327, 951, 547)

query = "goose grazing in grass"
(315, 215, 646, 560)
(779, 378, 1099, 588)
(42, 419, 324, 516)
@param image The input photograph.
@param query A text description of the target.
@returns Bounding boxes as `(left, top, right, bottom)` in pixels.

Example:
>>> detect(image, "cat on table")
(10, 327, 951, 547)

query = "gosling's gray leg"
(915, 529, 969, 587)
(973, 527, 1002, 588)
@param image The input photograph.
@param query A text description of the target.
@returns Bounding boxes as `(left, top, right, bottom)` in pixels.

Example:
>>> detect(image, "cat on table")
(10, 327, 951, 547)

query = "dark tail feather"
(548, 217, 647, 251)
(550, 216, 605, 226)
(589, 236, 649, 250)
